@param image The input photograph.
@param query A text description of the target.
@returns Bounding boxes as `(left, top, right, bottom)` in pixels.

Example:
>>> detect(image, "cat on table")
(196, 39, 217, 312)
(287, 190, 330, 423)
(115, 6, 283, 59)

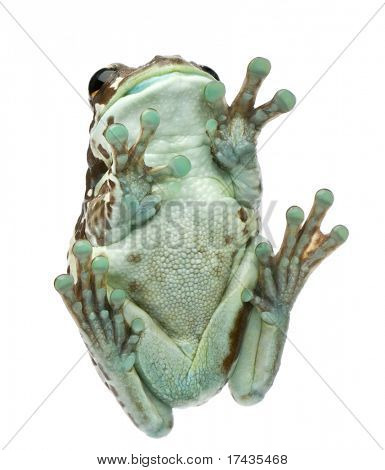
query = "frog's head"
(86, 55, 219, 190)
(88, 55, 219, 114)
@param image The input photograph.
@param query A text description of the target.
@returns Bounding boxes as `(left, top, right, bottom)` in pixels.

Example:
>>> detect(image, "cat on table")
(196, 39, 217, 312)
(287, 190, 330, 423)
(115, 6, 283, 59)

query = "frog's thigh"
(189, 238, 259, 378)
(123, 299, 193, 402)
(228, 308, 287, 405)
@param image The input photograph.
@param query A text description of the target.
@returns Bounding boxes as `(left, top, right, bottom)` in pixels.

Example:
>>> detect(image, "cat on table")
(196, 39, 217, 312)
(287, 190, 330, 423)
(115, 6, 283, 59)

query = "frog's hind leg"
(54, 240, 173, 437)
(229, 190, 348, 405)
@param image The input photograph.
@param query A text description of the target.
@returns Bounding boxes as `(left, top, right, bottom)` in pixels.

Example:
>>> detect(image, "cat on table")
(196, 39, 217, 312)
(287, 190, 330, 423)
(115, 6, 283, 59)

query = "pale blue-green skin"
(58, 56, 347, 437)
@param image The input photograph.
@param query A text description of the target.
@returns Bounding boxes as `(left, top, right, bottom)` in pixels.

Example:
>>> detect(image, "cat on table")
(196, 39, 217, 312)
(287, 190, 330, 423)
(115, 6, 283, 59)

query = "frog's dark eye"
(201, 65, 220, 81)
(88, 67, 116, 97)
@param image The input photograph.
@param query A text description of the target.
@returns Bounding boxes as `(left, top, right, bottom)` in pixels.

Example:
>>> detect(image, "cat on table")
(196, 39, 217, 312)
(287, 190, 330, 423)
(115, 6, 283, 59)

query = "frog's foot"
(229, 190, 348, 405)
(54, 240, 173, 437)
(86, 109, 191, 245)
(249, 189, 349, 314)
(204, 57, 295, 208)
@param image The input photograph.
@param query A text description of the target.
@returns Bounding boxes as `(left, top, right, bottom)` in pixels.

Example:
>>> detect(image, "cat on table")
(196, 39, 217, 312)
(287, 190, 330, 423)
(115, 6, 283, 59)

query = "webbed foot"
(54, 239, 173, 437)
(243, 189, 349, 321)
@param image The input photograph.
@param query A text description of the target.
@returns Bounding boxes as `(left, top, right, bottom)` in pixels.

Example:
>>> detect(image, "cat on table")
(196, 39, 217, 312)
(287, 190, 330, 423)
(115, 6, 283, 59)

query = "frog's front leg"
(229, 190, 349, 405)
(204, 57, 296, 209)
(54, 240, 173, 437)
(85, 109, 191, 246)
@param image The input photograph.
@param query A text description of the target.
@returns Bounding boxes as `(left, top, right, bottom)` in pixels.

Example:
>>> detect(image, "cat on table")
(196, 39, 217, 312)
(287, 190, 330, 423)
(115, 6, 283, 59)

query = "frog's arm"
(204, 57, 296, 209)
(85, 110, 191, 246)
(54, 241, 172, 438)
(228, 190, 348, 404)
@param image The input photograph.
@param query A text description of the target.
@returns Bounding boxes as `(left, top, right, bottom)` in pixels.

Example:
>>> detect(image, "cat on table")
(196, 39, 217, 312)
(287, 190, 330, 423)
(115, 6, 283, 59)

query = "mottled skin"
(55, 55, 348, 437)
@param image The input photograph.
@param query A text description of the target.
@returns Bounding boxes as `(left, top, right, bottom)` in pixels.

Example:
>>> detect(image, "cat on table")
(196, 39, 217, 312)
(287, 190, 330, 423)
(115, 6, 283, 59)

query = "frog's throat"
(98, 65, 214, 119)
(91, 72, 220, 185)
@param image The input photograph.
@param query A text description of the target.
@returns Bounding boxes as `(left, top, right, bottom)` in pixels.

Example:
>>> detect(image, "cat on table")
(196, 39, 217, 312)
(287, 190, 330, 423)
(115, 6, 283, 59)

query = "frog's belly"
(104, 199, 250, 354)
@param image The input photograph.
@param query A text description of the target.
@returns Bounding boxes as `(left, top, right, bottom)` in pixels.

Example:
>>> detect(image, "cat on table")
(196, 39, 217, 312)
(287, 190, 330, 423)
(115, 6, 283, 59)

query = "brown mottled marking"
(97, 144, 110, 161)
(110, 385, 119, 397)
(104, 381, 110, 389)
(118, 400, 125, 408)
(93, 84, 118, 109)
(238, 207, 248, 222)
(98, 364, 111, 381)
(127, 253, 142, 263)
(301, 231, 327, 262)
(87, 146, 109, 189)
(224, 235, 233, 245)
(222, 303, 252, 374)
(91, 357, 97, 366)
(107, 116, 115, 125)
(128, 281, 141, 292)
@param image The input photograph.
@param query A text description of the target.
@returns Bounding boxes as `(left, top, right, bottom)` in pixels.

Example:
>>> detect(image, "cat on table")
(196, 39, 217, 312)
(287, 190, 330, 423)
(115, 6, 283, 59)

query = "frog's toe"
(104, 122, 129, 163)
(204, 80, 228, 123)
(54, 273, 95, 343)
(148, 154, 192, 179)
(227, 56, 295, 129)
(251, 89, 296, 130)
(91, 255, 110, 311)
(104, 108, 160, 177)
(133, 108, 160, 163)
(231, 57, 271, 115)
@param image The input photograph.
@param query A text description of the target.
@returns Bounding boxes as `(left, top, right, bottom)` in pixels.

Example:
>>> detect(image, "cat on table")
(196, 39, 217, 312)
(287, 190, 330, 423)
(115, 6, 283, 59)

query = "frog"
(54, 55, 348, 437)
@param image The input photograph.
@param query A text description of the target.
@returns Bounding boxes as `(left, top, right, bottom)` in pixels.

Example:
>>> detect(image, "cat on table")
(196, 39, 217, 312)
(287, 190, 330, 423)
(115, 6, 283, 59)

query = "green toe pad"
(91, 256, 109, 274)
(315, 189, 334, 208)
(248, 57, 271, 78)
(73, 240, 92, 260)
(204, 81, 226, 103)
(131, 318, 145, 334)
(255, 242, 273, 260)
(110, 289, 127, 309)
(54, 274, 74, 294)
(286, 206, 305, 225)
(205, 118, 218, 136)
(241, 288, 254, 303)
(273, 89, 296, 113)
(331, 225, 349, 242)
(105, 123, 129, 148)
(169, 155, 191, 177)
(141, 108, 160, 129)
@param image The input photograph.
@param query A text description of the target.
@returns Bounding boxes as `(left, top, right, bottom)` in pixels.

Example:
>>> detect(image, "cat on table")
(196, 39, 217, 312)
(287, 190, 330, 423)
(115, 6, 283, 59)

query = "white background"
(1, 0, 385, 468)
